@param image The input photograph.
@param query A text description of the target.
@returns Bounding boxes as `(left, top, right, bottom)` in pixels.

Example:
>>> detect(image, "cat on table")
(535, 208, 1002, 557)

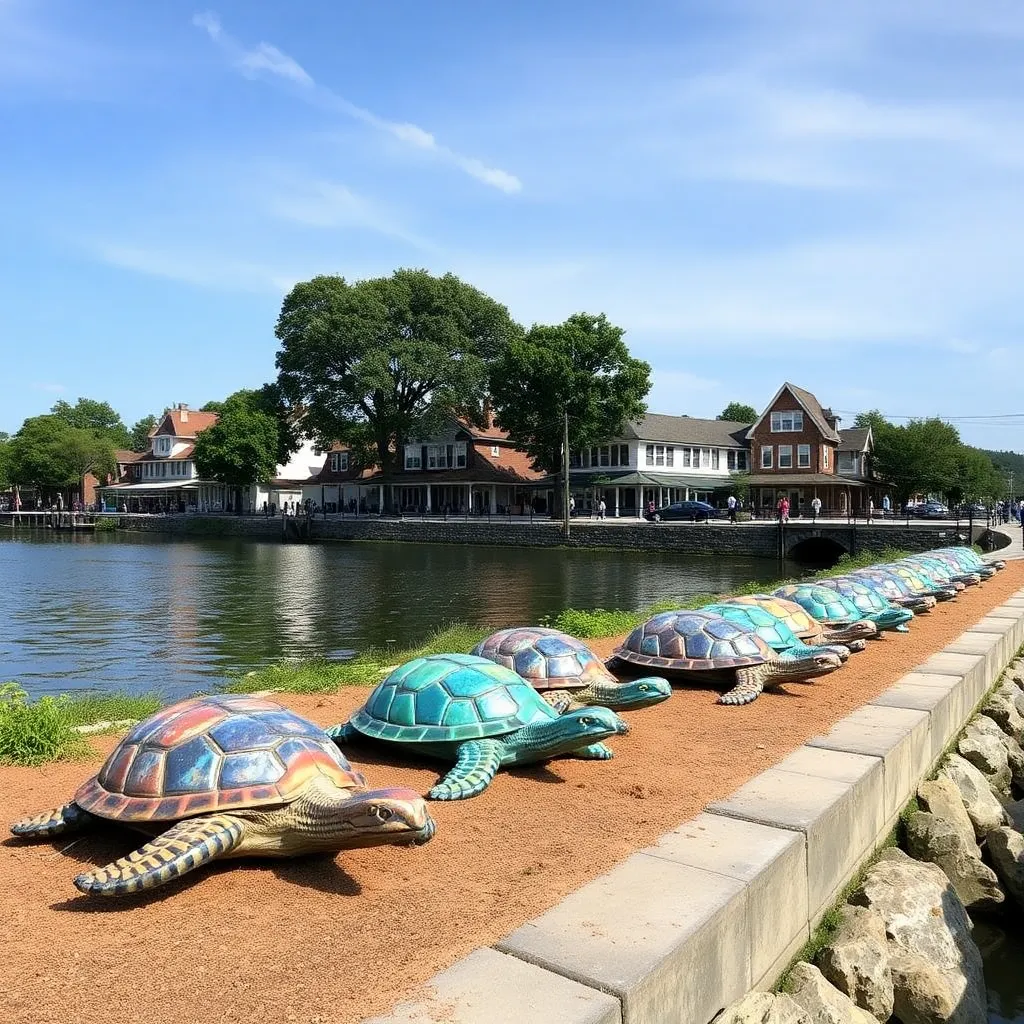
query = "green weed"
(0, 683, 92, 766)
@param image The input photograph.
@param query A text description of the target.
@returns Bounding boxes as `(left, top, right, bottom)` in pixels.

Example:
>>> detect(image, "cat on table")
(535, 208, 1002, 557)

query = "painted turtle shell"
(909, 555, 978, 586)
(471, 627, 615, 692)
(700, 602, 848, 660)
(932, 547, 999, 574)
(348, 653, 558, 744)
(613, 610, 772, 671)
(930, 549, 994, 578)
(896, 557, 967, 589)
(815, 576, 897, 617)
(773, 584, 863, 625)
(718, 594, 825, 643)
(848, 569, 937, 609)
(74, 694, 364, 823)
(881, 562, 951, 597)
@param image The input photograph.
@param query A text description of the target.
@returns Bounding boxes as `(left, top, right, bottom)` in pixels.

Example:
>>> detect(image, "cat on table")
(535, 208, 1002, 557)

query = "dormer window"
(770, 411, 803, 432)
(329, 452, 349, 473)
(153, 436, 171, 457)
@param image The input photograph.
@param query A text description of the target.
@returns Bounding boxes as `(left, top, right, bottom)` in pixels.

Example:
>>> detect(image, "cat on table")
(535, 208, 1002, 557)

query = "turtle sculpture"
(933, 546, 1002, 573)
(846, 568, 937, 612)
(773, 583, 911, 634)
(877, 562, 958, 602)
(929, 548, 996, 579)
(328, 654, 629, 801)
(719, 594, 873, 651)
(815, 577, 916, 633)
(908, 554, 981, 588)
(895, 557, 970, 590)
(609, 610, 842, 706)
(700, 602, 851, 661)
(471, 626, 671, 711)
(9, 694, 435, 897)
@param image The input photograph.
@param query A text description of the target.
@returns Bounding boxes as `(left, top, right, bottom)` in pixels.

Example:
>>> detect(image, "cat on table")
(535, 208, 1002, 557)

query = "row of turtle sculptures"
(10, 546, 999, 897)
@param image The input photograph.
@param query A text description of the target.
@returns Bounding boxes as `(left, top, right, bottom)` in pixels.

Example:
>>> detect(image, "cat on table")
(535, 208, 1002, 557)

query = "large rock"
(958, 720, 1012, 794)
(852, 849, 986, 1024)
(940, 754, 1008, 838)
(917, 778, 981, 857)
(984, 686, 1024, 742)
(816, 906, 894, 1022)
(904, 810, 1004, 911)
(986, 827, 1024, 912)
(1007, 799, 1024, 832)
(786, 962, 879, 1024)
(975, 713, 1024, 788)
(714, 991, 810, 1024)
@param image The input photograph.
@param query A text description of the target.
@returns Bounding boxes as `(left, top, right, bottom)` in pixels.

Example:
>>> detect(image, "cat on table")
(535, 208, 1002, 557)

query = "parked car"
(644, 500, 720, 522)
(915, 500, 950, 519)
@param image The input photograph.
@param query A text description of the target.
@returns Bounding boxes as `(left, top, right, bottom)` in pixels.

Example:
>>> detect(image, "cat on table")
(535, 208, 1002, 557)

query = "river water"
(0, 533, 793, 701)
(975, 919, 1024, 1024)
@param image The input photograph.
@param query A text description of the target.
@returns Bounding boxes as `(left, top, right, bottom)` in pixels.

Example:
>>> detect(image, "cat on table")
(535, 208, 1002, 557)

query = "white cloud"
(192, 11, 521, 193)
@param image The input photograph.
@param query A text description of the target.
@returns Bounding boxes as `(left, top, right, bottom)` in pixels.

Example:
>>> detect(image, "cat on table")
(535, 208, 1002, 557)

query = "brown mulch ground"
(2, 563, 1022, 1024)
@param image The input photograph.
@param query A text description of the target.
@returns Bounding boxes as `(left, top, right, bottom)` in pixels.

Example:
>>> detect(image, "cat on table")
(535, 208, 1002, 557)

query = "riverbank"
(2, 562, 1021, 1024)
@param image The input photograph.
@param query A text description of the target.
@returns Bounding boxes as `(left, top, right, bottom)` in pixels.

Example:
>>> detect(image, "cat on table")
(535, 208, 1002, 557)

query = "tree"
(871, 418, 962, 504)
(51, 398, 130, 448)
(129, 415, 158, 452)
(0, 433, 10, 489)
(488, 313, 651, 511)
(7, 415, 115, 497)
(853, 409, 890, 433)
(948, 447, 1006, 506)
(275, 270, 520, 479)
(718, 402, 757, 423)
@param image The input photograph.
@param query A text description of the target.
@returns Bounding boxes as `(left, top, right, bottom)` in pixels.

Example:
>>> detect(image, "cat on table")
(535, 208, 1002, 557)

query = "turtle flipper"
(570, 742, 614, 760)
(541, 690, 579, 713)
(326, 721, 359, 745)
(10, 802, 97, 839)
(718, 666, 764, 706)
(74, 815, 243, 897)
(429, 739, 503, 801)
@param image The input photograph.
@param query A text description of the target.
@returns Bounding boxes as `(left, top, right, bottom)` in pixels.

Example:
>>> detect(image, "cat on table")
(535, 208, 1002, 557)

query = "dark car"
(915, 500, 950, 519)
(644, 500, 719, 523)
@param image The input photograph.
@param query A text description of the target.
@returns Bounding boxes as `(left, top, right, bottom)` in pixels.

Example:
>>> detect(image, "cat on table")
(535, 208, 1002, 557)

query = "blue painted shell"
(773, 584, 862, 624)
(815, 577, 892, 616)
(700, 602, 848, 660)
(613, 610, 772, 671)
(348, 654, 557, 743)
(471, 627, 614, 692)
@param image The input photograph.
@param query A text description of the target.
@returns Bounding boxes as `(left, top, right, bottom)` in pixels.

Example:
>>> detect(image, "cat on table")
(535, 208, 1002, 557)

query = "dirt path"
(3, 564, 1021, 1024)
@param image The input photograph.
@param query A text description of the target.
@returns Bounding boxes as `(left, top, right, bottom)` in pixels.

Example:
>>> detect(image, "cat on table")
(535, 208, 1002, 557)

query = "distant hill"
(980, 449, 1024, 478)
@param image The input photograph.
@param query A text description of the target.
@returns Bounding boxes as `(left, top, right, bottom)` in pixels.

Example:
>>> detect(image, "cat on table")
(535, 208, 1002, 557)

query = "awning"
(570, 471, 732, 488)
(98, 481, 201, 493)
(746, 474, 868, 487)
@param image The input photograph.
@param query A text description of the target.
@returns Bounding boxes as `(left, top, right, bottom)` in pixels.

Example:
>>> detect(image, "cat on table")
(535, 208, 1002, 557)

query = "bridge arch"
(786, 534, 850, 565)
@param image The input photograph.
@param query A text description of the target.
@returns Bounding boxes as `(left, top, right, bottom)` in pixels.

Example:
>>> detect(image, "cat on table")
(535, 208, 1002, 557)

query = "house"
(745, 382, 877, 514)
(569, 414, 750, 516)
(251, 437, 325, 513)
(302, 444, 382, 513)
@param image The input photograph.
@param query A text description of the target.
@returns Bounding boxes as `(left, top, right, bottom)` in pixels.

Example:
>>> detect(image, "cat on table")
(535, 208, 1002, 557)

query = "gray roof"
(782, 383, 842, 443)
(622, 414, 748, 448)
(838, 427, 872, 452)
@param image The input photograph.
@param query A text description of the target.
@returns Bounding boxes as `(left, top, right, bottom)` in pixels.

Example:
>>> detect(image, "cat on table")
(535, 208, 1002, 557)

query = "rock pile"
(714, 655, 1024, 1024)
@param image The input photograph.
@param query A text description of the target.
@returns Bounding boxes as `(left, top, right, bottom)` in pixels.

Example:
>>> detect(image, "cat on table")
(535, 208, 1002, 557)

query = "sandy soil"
(2, 563, 1021, 1024)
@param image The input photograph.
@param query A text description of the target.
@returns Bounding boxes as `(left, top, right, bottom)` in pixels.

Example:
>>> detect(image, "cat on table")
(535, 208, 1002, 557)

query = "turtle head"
(772, 650, 843, 682)
(581, 675, 672, 710)
(510, 705, 628, 761)
(867, 607, 915, 632)
(298, 783, 436, 850)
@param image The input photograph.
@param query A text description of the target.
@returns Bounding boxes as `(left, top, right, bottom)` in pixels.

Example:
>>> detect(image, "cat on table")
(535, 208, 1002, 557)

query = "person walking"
(727, 493, 737, 523)
(778, 496, 790, 523)
(882, 494, 891, 517)
(598, 498, 607, 520)
(867, 498, 874, 522)
(811, 495, 821, 521)
(569, 495, 575, 518)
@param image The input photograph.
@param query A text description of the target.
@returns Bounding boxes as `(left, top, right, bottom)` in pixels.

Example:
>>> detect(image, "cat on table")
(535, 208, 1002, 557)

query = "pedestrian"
(882, 494, 891, 517)
(727, 493, 737, 523)
(780, 496, 790, 523)
(867, 498, 874, 522)
(569, 495, 575, 517)
(811, 495, 821, 521)
(598, 498, 606, 520)
(647, 500, 655, 518)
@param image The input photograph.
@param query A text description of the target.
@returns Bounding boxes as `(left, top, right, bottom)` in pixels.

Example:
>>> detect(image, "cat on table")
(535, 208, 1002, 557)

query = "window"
(778, 445, 793, 469)
(570, 452, 582, 468)
(329, 452, 349, 473)
(619, 444, 629, 466)
(490, 445, 499, 459)
(711, 449, 720, 470)
(404, 445, 422, 470)
(797, 444, 811, 468)
(682, 447, 692, 468)
(822, 446, 830, 469)
(665, 446, 674, 467)
(456, 443, 468, 468)
(838, 452, 856, 473)
(599, 446, 610, 467)
(761, 445, 773, 469)
(645, 444, 655, 467)
(770, 410, 804, 432)
(727, 450, 748, 471)
(655, 445, 665, 467)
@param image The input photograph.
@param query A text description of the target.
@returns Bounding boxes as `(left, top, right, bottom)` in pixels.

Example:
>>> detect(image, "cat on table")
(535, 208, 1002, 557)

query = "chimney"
(179, 403, 189, 423)
(482, 397, 493, 428)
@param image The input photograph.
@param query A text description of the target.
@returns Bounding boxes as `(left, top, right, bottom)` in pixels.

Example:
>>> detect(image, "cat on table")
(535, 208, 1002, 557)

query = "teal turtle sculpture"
(928, 548, 996, 580)
(877, 562, 957, 602)
(846, 568, 937, 612)
(773, 583, 910, 633)
(895, 557, 970, 590)
(610, 610, 842, 706)
(699, 602, 850, 661)
(10, 695, 434, 897)
(471, 626, 671, 711)
(815, 577, 916, 632)
(931, 547, 1002, 573)
(328, 654, 628, 800)
(905, 554, 979, 588)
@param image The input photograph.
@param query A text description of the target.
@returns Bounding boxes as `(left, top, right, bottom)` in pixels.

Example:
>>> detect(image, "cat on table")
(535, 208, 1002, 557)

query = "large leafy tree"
(853, 409, 890, 433)
(51, 398, 130, 448)
(0, 433, 10, 489)
(948, 447, 1006, 506)
(488, 313, 651, 492)
(7, 415, 115, 495)
(718, 402, 757, 423)
(870, 417, 963, 504)
(193, 388, 296, 490)
(129, 415, 158, 452)
(274, 269, 521, 474)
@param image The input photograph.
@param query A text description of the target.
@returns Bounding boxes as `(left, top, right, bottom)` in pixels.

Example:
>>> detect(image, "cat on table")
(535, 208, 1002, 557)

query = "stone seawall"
(46, 513, 989, 559)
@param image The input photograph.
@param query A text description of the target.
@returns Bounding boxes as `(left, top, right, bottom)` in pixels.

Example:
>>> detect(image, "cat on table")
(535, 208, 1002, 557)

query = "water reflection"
(0, 533, 790, 702)
(975, 920, 1024, 1023)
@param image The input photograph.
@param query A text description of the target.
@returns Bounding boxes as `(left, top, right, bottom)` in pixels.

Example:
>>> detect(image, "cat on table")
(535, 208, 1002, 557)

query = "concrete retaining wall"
(368, 583, 1024, 1024)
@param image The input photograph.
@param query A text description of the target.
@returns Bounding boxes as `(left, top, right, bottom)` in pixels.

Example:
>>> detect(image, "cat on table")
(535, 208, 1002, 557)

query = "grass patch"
(94, 516, 119, 532)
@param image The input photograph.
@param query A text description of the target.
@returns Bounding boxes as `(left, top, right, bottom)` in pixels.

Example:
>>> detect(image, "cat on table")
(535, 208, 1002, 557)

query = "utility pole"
(563, 409, 571, 540)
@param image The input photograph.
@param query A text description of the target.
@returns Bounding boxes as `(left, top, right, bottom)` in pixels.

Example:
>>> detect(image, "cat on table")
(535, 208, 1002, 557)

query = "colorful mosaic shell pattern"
(614, 610, 772, 671)
(699, 602, 804, 653)
(899, 556, 958, 585)
(75, 695, 365, 823)
(719, 595, 824, 642)
(850, 567, 915, 599)
(881, 563, 939, 596)
(814, 576, 893, 616)
(931, 549, 995, 577)
(471, 627, 614, 693)
(349, 653, 557, 745)
(772, 584, 862, 625)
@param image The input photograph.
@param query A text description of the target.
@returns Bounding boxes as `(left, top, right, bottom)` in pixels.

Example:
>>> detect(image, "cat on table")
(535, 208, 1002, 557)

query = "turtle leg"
(718, 666, 765, 706)
(569, 742, 614, 760)
(429, 739, 504, 801)
(10, 801, 98, 839)
(325, 721, 360, 745)
(74, 815, 244, 897)
(540, 690, 580, 713)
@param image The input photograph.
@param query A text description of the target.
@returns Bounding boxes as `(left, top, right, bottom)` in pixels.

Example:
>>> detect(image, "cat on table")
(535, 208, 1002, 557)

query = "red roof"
(454, 410, 510, 442)
(472, 442, 545, 482)
(150, 407, 219, 439)
(114, 449, 143, 463)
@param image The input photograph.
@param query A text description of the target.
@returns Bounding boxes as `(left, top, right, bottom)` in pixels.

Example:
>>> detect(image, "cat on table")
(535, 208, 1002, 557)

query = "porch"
(97, 480, 230, 514)
(568, 471, 729, 517)
(746, 473, 872, 518)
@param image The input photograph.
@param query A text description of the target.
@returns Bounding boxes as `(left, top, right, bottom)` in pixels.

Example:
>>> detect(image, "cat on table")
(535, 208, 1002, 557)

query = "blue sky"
(3, 0, 1024, 450)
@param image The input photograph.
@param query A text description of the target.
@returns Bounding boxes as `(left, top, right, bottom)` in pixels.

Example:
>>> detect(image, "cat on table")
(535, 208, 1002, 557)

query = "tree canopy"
(6, 415, 116, 492)
(853, 409, 889, 433)
(129, 415, 158, 452)
(718, 402, 757, 423)
(488, 312, 651, 476)
(193, 388, 297, 487)
(51, 398, 130, 448)
(274, 269, 520, 473)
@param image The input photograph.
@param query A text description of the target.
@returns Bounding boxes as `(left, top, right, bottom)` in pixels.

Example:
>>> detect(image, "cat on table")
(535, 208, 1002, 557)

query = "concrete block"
(644, 812, 809, 988)
(707, 748, 884, 925)
(972, 613, 1024, 666)
(496, 852, 749, 1024)
(947, 629, 1006, 688)
(870, 672, 970, 766)
(806, 705, 930, 825)
(365, 947, 621, 1024)
(917, 651, 989, 707)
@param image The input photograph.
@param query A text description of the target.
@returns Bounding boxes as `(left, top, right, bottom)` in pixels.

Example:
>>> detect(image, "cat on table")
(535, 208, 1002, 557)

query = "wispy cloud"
(34, 382, 66, 394)
(191, 11, 522, 194)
